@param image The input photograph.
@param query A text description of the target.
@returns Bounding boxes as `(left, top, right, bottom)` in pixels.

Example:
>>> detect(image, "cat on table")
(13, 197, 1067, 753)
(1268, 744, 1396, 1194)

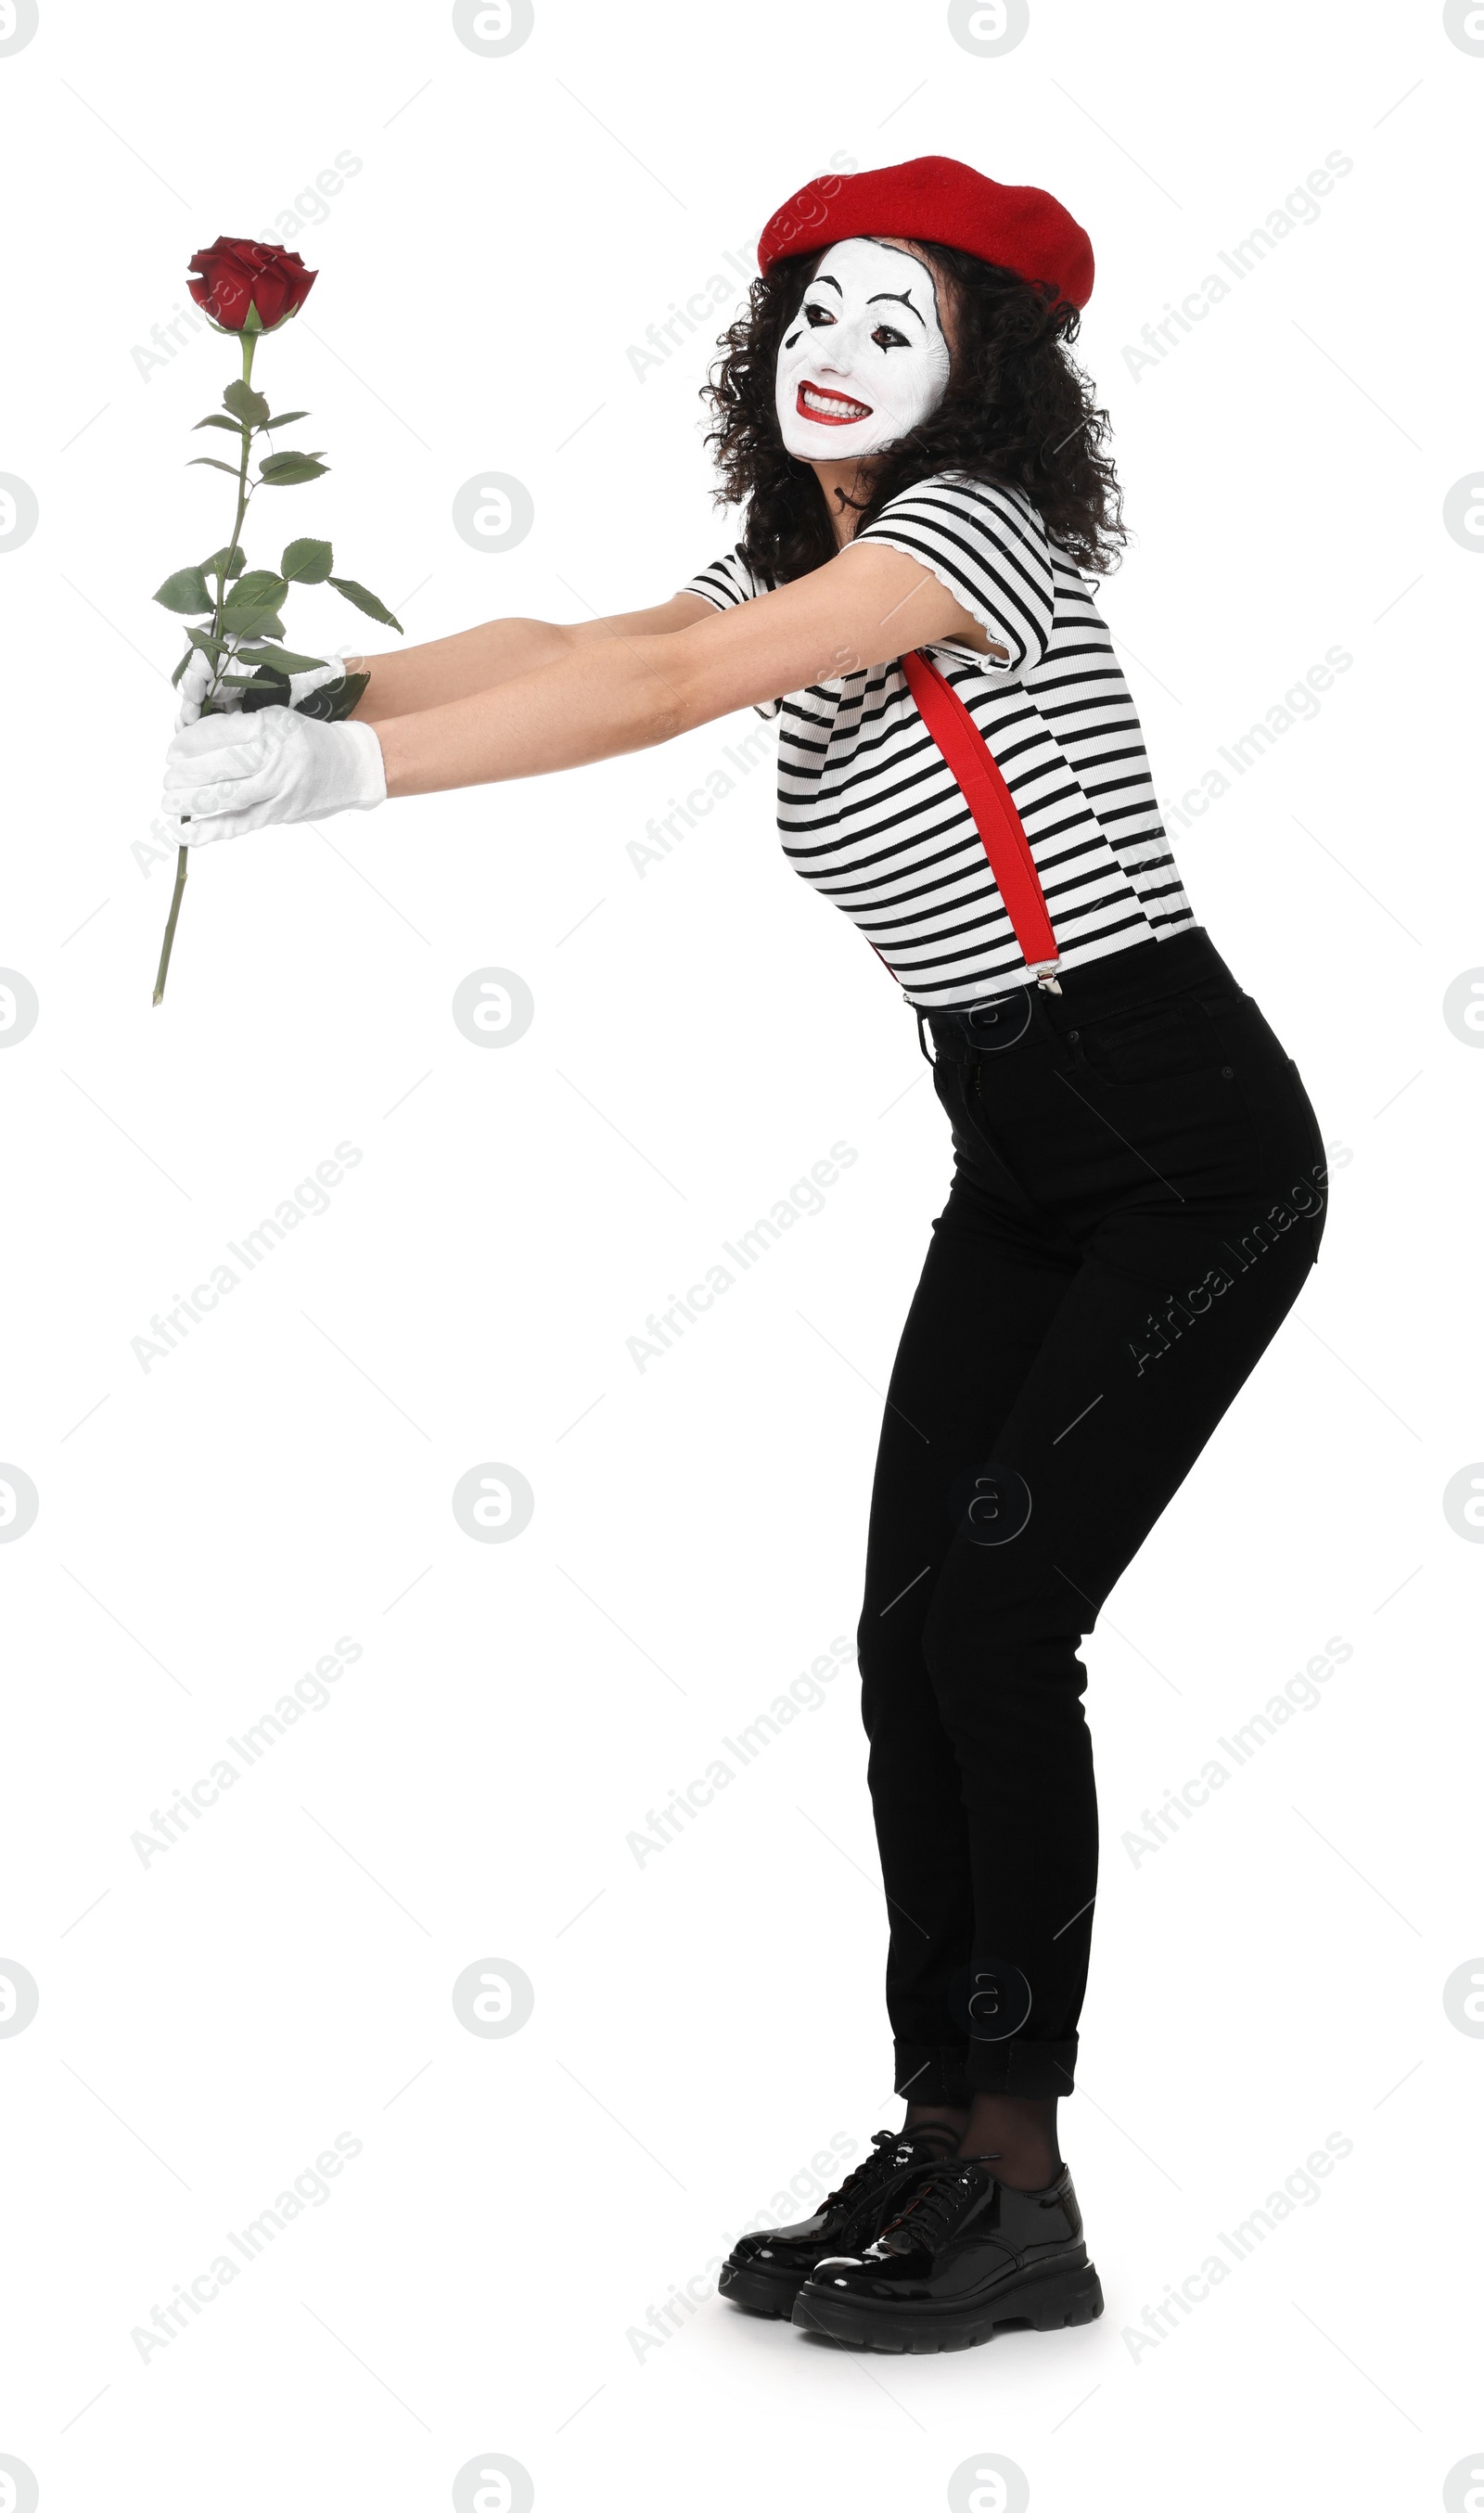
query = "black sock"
(902, 2106, 968, 2160)
(956, 2093, 1060, 2188)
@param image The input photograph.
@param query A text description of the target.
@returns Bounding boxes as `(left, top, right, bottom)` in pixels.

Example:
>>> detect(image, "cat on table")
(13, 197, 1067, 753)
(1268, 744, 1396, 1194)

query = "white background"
(1, 2, 1481, 2507)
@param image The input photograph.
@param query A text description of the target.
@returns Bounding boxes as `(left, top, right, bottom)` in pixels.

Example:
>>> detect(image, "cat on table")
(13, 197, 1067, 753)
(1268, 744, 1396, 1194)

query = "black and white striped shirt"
(684, 472, 1196, 1007)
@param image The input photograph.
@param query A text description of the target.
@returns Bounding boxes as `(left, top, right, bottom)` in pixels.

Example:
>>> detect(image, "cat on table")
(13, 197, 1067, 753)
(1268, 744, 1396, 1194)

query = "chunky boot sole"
(791, 2254, 1105, 2353)
(718, 2260, 805, 2318)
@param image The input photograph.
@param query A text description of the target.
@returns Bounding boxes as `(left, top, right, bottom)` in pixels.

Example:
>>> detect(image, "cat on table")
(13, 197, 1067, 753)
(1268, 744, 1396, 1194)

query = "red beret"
(757, 153, 1094, 309)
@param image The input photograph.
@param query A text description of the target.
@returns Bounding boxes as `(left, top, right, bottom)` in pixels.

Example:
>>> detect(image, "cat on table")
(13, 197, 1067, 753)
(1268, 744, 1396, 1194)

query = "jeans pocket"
(1076, 995, 1219, 1086)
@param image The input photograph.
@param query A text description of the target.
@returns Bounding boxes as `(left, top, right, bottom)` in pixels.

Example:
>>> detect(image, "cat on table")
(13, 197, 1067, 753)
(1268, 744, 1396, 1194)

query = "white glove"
(174, 639, 237, 728)
(173, 642, 351, 730)
(161, 708, 387, 845)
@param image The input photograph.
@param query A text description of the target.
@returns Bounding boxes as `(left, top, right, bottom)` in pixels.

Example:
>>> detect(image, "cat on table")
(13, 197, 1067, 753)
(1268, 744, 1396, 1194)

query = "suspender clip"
(1031, 960, 1064, 995)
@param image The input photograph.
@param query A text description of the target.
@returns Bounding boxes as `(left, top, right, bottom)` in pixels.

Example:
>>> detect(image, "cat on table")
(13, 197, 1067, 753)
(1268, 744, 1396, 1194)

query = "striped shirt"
(683, 472, 1196, 1007)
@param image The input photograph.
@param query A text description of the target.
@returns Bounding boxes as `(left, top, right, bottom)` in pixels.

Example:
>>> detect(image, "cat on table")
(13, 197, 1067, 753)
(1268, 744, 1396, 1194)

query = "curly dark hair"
(700, 241, 1125, 585)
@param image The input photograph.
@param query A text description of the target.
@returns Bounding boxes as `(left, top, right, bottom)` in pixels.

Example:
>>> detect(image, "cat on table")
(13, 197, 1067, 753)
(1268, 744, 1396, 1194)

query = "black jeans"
(856, 928, 1328, 2103)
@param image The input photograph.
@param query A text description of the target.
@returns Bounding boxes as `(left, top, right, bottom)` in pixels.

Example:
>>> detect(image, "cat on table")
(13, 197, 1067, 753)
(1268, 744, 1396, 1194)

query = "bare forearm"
(350, 618, 578, 722)
(375, 635, 688, 797)
(361, 545, 991, 804)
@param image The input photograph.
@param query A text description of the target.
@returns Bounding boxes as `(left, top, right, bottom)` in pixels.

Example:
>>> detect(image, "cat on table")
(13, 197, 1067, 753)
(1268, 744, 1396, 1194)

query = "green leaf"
(153, 565, 213, 614)
(264, 410, 310, 430)
(327, 576, 403, 633)
(223, 570, 288, 614)
(194, 413, 248, 434)
(238, 644, 332, 674)
(224, 379, 271, 427)
(281, 536, 334, 583)
(301, 670, 369, 723)
(221, 609, 286, 641)
(171, 651, 192, 689)
(201, 545, 246, 579)
(258, 451, 329, 485)
(187, 456, 244, 476)
(184, 625, 229, 657)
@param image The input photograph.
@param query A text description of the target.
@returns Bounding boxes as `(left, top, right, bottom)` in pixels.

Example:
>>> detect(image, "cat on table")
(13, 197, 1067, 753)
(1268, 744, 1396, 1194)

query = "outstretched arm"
(376, 543, 1000, 796)
(347, 593, 715, 722)
(161, 545, 1000, 840)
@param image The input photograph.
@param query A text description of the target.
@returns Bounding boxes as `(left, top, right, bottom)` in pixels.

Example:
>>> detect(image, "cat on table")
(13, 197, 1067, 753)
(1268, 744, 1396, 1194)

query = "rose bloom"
(186, 237, 317, 333)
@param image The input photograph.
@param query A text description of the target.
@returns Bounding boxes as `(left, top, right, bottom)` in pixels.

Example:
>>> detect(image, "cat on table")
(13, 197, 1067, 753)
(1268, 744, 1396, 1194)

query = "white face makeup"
(774, 236, 952, 462)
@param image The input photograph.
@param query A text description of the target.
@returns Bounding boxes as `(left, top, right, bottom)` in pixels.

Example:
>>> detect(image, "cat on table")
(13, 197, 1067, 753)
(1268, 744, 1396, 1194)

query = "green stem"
(207, 329, 259, 698)
(156, 328, 258, 1005)
(152, 845, 189, 1006)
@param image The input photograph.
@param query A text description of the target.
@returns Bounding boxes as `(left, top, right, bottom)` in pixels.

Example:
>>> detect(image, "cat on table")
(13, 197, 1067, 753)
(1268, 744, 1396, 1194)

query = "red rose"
(186, 237, 317, 333)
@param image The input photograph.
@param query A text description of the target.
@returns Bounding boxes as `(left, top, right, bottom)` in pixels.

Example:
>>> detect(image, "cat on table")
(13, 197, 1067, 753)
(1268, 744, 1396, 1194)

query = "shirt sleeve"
(679, 546, 769, 610)
(853, 475, 1055, 675)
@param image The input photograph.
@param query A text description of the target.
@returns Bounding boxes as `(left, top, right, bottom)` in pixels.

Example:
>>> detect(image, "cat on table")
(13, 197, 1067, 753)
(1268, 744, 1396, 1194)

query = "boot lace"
(822, 2129, 919, 2212)
(869, 2162, 985, 2258)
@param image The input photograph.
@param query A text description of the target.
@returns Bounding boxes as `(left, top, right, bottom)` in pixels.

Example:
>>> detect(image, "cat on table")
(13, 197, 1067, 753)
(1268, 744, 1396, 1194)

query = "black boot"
(790, 2157, 1104, 2352)
(718, 2131, 953, 2319)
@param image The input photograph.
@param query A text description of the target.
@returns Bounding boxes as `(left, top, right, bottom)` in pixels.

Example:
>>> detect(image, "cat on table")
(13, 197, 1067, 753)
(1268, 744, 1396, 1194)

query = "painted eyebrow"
(867, 289, 927, 328)
(807, 274, 843, 298)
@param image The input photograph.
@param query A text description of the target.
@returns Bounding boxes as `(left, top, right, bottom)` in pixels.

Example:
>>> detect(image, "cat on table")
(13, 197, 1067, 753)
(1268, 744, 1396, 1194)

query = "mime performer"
(165, 156, 1329, 2355)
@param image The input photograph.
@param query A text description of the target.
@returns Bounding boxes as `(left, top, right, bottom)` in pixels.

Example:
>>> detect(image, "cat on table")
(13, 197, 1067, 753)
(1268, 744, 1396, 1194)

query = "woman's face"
(774, 236, 953, 463)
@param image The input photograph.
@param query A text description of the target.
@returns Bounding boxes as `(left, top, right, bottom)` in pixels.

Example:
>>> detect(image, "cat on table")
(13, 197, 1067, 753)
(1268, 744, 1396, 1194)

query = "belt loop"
(915, 1006, 937, 1066)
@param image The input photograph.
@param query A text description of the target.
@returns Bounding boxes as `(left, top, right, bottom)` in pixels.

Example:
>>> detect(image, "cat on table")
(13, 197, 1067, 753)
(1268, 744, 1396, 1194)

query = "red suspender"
(900, 648, 1062, 984)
